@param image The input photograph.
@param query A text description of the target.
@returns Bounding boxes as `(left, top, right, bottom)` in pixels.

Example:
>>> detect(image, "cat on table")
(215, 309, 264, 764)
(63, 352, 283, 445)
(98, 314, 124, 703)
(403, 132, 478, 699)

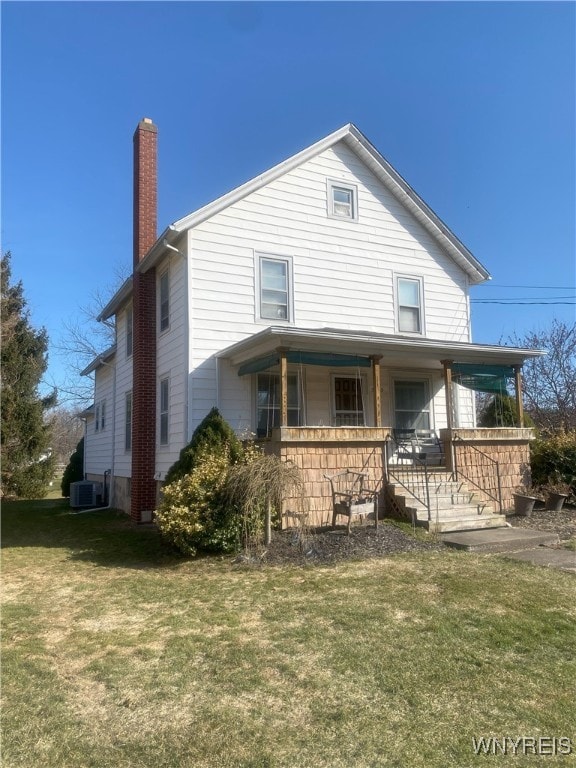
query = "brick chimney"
(131, 118, 158, 522)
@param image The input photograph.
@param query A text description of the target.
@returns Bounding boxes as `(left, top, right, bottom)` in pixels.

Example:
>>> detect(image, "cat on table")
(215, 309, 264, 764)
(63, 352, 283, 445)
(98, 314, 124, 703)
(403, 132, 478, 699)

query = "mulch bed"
(507, 503, 576, 543)
(238, 522, 445, 566)
(237, 505, 576, 567)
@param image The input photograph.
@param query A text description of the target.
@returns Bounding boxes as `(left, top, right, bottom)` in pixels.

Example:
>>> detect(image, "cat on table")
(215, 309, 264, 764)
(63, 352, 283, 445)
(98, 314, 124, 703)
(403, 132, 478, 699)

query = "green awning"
(238, 351, 372, 376)
(451, 363, 515, 394)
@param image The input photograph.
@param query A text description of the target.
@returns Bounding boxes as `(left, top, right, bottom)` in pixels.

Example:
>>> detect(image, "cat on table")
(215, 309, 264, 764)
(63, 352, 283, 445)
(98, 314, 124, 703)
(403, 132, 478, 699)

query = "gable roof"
(139, 123, 491, 283)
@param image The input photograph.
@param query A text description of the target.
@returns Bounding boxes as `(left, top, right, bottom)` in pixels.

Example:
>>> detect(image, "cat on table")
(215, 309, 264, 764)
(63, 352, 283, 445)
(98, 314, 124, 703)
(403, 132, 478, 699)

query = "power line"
(481, 284, 576, 290)
(471, 300, 576, 305)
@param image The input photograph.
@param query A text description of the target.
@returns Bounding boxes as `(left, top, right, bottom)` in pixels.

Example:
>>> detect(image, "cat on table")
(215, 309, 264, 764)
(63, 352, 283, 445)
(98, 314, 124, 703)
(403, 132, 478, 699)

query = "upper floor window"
(396, 276, 424, 335)
(126, 305, 133, 358)
(159, 270, 170, 332)
(327, 180, 358, 221)
(258, 255, 292, 322)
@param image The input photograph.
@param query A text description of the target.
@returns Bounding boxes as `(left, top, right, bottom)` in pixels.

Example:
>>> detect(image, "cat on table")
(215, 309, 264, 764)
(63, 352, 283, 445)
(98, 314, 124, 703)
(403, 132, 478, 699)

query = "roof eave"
(168, 122, 490, 284)
(219, 326, 544, 368)
(97, 277, 133, 322)
(80, 345, 117, 376)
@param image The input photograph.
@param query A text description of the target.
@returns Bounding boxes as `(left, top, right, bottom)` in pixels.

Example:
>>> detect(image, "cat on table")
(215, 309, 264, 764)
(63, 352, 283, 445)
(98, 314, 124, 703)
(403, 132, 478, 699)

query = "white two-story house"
(82, 119, 541, 529)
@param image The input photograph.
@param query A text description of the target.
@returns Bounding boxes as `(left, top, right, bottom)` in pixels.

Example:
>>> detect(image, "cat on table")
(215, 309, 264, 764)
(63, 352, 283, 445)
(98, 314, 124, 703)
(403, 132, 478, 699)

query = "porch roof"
(220, 326, 545, 372)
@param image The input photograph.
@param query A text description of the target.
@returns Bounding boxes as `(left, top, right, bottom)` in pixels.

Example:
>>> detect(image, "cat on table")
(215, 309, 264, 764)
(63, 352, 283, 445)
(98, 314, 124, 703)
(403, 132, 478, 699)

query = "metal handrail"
(385, 437, 431, 520)
(452, 435, 503, 512)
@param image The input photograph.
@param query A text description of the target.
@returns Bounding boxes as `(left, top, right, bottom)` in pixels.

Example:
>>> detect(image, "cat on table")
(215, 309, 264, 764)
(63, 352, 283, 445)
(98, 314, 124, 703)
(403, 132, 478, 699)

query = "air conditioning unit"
(70, 481, 103, 508)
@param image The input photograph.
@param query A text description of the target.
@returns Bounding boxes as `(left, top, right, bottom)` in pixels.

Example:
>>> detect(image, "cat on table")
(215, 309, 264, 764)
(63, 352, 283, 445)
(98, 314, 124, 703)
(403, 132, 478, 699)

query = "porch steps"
(387, 470, 507, 534)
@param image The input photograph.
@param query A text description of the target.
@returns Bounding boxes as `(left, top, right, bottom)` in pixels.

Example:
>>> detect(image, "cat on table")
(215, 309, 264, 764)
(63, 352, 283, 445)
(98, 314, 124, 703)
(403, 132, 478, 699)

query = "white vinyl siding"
(183, 141, 471, 434)
(84, 362, 114, 476)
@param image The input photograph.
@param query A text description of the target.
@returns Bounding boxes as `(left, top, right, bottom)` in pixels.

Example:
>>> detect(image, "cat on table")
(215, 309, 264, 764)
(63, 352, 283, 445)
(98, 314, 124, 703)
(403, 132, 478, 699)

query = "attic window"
(327, 180, 358, 221)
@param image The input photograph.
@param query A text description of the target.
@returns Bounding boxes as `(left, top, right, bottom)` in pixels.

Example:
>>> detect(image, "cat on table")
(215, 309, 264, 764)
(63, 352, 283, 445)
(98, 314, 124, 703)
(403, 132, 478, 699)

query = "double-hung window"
(333, 376, 365, 426)
(125, 392, 132, 451)
(397, 276, 423, 334)
(327, 180, 358, 221)
(394, 380, 431, 430)
(159, 377, 169, 445)
(159, 270, 170, 332)
(256, 373, 300, 437)
(258, 255, 291, 321)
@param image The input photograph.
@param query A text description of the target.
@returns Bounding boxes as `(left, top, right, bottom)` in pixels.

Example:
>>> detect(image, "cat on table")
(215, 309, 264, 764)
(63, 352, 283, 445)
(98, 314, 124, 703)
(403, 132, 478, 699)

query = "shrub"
(530, 431, 576, 493)
(225, 445, 307, 550)
(156, 448, 241, 556)
(61, 437, 84, 497)
(164, 407, 242, 485)
(478, 394, 534, 428)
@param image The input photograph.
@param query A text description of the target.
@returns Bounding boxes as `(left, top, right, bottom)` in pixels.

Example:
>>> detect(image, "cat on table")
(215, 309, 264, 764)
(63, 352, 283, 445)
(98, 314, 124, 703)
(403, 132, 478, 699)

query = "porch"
(222, 326, 542, 532)
(264, 426, 534, 531)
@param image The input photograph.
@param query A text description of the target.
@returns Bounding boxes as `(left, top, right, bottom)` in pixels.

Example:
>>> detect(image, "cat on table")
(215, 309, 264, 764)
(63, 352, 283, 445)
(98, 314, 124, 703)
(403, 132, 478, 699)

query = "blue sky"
(2, 1, 575, 400)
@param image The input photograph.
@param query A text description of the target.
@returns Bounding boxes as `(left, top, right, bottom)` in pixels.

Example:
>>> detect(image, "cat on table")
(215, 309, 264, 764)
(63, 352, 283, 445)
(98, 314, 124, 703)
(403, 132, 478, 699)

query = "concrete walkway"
(440, 527, 576, 574)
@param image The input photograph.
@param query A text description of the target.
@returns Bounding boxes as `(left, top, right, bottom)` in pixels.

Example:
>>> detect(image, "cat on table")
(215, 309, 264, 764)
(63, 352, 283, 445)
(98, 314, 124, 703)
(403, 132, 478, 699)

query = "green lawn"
(2, 499, 575, 768)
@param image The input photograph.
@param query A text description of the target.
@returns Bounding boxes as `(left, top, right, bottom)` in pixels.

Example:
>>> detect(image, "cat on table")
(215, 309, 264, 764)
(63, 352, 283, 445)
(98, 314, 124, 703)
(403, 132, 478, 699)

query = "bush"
(164, 407, 242, 485)
(156, 448, 241, 557)
(478, 394, 534, 428)
(61, 437, 84, 497)
(530, 431, 576, 491)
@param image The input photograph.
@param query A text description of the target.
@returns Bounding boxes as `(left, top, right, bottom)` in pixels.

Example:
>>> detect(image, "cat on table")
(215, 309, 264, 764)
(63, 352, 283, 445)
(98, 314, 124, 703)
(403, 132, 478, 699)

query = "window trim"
(125, 391, 132, 452)
(254, 370, 302, 437)
(159, 269, 170, 333)
(327, 179, 358, 221)
(392, 376, 433, 431)
(395, 274, 425, 336)
(331, 374, 367, 427)
(255, 252, 294, 324)
(159, 376, 170, 446)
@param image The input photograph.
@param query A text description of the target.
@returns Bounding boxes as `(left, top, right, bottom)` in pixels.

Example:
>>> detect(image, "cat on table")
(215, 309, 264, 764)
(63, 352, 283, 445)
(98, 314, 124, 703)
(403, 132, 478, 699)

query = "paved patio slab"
(440, 527, 560, 553)
(501, 547, 576, 574)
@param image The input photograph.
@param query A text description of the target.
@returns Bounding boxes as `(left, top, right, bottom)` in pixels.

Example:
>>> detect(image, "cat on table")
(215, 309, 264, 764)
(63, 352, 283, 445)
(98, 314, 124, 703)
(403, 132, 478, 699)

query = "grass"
(2, 499, 575, 768)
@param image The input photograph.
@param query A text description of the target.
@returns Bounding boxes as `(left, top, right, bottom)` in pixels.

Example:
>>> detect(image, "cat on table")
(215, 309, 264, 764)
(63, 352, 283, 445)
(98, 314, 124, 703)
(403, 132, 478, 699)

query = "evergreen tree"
(1, 252, 56, 498)
(61, 437, 85, 497)
(164, 407, 243, 484)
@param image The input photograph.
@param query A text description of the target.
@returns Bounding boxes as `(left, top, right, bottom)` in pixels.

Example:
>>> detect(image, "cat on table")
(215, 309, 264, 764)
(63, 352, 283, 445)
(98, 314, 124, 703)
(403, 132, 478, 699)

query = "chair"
(392, 428, 425, 463)
(324, 470, 378, 534)
(414, 429, 444, 466)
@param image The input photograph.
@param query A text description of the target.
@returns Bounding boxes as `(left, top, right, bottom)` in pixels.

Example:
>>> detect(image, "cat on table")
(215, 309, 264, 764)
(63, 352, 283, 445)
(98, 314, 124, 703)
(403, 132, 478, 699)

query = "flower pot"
(545, 492, 568, 512)
(513, 493, 539, 517)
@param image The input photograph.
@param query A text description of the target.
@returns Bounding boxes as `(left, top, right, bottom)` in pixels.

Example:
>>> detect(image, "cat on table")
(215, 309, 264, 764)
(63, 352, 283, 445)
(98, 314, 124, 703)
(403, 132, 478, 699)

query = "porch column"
(442, 360, 454, 430)
(278, 347, 288, 427)
(513, 364, 525, 427)
(371, 355, 382, 427)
